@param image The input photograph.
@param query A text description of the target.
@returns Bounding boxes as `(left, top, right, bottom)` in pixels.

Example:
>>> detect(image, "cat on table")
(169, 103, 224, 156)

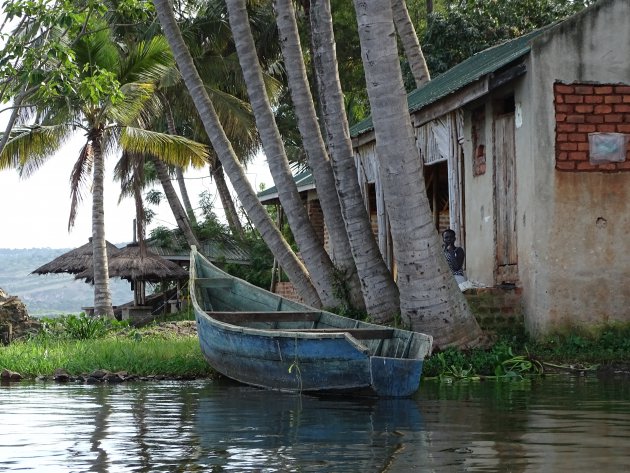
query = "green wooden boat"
(190, 246, 433, 397)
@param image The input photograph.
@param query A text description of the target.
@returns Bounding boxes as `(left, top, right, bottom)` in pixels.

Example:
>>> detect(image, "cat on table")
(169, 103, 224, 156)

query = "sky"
(0, 130, 273, 249)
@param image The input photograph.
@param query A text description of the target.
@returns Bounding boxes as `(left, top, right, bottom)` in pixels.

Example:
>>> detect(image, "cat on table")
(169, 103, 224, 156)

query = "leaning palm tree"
(153, 0, 321, 307)
(352, 0, 483, 348)
(0, 20, 207, 317)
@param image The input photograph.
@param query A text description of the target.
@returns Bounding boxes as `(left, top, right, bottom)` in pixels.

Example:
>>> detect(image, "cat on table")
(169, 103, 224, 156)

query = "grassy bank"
(3, 313, 629, 383)
(0, 313, 214, 380)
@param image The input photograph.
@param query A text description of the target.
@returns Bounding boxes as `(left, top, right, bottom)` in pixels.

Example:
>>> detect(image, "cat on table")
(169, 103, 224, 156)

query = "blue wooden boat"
(190, 246, 433, 397)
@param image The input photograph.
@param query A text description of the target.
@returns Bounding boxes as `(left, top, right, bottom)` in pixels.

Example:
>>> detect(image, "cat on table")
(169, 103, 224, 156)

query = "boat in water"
(190, 246, 433, 397)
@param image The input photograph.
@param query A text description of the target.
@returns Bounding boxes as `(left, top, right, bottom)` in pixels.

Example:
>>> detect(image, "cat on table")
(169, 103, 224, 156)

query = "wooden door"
(494, 113, 518, 284)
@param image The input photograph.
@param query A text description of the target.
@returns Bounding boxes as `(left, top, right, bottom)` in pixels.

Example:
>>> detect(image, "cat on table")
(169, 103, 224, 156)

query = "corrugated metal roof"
(148, 235, 251, 265)
(257, 169, 315, 203)
(349, 25, 554, 138)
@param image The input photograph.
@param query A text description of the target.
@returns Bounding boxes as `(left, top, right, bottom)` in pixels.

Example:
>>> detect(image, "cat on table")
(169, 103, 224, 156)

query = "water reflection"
(0, 376, 629, 472)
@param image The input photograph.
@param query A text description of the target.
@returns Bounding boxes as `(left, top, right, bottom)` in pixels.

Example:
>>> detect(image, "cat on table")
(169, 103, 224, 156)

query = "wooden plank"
(196, 278, 234, 288)
(210, 311, 321, 323)
(282, 328, 395, 340)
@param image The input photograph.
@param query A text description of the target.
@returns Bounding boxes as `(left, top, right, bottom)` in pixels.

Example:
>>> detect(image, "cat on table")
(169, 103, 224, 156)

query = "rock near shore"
(0, 288, 41, 343)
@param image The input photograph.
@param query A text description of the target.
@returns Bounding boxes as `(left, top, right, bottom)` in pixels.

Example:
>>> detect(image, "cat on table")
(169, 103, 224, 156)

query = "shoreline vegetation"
(1, 311, 629, 384)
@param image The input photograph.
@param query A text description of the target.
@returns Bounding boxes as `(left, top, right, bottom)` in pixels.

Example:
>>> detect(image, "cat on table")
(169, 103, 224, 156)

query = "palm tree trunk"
(152, 156, 202, 248)
(353, 0, 482, 348)
(311, 0, 401, 322)
(210, 160, 244, 238)
(392, 0, 431, 88)
(273, 0, 364, 310)
(153, 0, 321, 307)
(91, 131, 115, 318)
(164, 103, 198, 225)
(225, 0, 341, 309)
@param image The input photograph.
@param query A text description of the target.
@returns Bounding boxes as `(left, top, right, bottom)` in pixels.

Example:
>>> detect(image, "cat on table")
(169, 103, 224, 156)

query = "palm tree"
(352, 0, 483, 348)
(0, 21, 207, 317)
(310, 0, 401, 321)
(153, 0, 321, 307)
(273, 0, 366, 310)
(391, 0, 431, 88)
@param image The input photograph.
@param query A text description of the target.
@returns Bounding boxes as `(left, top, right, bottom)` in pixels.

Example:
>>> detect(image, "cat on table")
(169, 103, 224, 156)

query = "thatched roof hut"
(75, 242, 188, 282)
(74, 242, 188, 306)
(32, 238, 122, 275)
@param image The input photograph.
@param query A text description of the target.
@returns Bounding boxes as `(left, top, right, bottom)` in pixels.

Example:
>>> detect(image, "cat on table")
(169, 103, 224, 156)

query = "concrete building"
(350, 0, 630, 335)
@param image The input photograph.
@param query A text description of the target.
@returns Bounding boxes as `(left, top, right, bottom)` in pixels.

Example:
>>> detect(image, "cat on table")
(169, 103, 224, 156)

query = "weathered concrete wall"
(526, 0, 630, 334)
(462, 104, 496, 285)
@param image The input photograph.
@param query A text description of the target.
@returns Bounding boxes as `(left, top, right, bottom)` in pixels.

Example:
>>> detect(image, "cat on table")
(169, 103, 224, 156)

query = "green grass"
(0, 311, 214, 379)
(0, 336, 213, 378)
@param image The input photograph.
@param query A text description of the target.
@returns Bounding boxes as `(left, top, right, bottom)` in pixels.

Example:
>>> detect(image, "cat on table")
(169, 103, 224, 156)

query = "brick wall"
(554, 82, 630, 172)
(274, 282, 303, 303)
(464, 286, 524, 332)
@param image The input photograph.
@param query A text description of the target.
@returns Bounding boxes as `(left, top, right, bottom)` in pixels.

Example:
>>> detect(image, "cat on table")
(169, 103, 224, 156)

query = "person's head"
(442, 229, 456, 246)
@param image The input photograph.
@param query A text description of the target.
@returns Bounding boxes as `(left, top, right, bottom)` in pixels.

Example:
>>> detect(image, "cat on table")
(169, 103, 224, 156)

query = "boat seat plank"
(211, 311, 321, 323)
(196, 278, 234, 288)
(282, 328, 395, 340)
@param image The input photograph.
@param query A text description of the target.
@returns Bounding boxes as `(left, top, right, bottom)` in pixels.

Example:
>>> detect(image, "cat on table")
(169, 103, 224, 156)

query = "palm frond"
(68, 143, 93, 231)
(107, 82, 155, 125)
(120, 126, 209, 168)
(119, 36, 175, 85)
(0, 124, 73, 176)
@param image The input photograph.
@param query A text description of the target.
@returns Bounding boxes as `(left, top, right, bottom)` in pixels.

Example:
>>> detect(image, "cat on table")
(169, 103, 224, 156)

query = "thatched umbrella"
(75, 242, 188, 306)
(32, 238, 122, 275)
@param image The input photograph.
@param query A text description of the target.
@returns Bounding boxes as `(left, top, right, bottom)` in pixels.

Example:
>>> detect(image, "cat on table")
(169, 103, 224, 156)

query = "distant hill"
(0, 247, 134, 317)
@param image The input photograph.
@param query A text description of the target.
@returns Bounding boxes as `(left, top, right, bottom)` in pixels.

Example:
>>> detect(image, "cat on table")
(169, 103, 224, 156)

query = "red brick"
(594, 105, 613, 114)
(615, 85, 630, 94)
(577, 162, 596, 171)
(575, 104, 594, 113)
(568, 133, 587, 142)
(577, 142, 591, 151)
(598, 163, 618, 171)
(555, 84, 575, 94)
(616, 161, 630, 170)
(575, 86, 594, 94)
(605, 95, 623, 104)
(577, 124, 597, 133)
(559, 142, 578, 151)
(566, 115, 585, 123)
(586, 115, 604, 124)
(557, 123, 577, 132)
(557, 151, 569, 160)
(556, 161, 576, 170)
(565, 95, 584, 104)
(614, 104, 630, 113)
(556, 113, 567, 122)
(623, 96, 630, 103)
(556, 104, 574, 113)
(597, 124, 616, 132)
(556, 95, 565, 104)
(605, 114, 623, 123)
(556, 133, 568, 142)
(585, 95, 604, 104)
(570, 151, 588, 161)
(595, 86, 614, 94)
(616, 124, 630, 133)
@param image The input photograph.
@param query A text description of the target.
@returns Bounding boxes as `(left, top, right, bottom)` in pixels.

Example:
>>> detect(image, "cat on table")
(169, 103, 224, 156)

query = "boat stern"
(369, 357, 424, 397)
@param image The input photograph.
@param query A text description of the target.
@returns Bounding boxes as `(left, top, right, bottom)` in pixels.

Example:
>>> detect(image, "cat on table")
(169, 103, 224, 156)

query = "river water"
(1, 375, 629, 472)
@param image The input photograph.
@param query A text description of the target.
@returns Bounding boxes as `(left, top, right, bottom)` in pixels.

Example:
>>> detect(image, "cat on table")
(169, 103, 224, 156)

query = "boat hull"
(190, 246, 432, 398)
(195, 311, 424, 397)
